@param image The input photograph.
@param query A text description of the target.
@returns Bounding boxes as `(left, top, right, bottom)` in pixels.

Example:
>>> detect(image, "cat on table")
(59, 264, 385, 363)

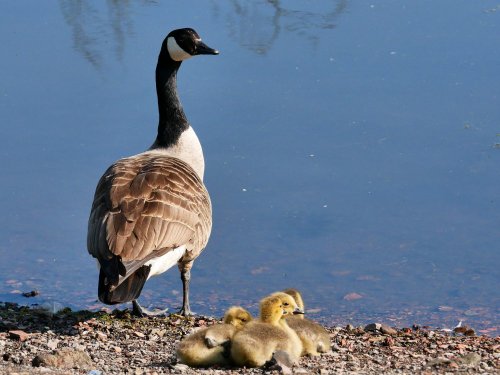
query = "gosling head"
(223, 306, 252, 329)
(260, 293, 304, 324)
(282, 288, 305, 317)
(259, 295, 286, 324)
(270, 292, 304, 317)
(162, 28, 219, 62)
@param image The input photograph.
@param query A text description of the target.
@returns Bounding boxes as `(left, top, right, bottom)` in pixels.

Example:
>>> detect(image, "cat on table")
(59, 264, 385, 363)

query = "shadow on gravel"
(0, 302, 110, 336)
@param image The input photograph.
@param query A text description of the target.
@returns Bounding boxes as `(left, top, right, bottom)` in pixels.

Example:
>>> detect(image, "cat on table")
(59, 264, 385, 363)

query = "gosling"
(282, 288, 331, 356)
(176, 306, 252, 367)
(230, 292, 303, 367)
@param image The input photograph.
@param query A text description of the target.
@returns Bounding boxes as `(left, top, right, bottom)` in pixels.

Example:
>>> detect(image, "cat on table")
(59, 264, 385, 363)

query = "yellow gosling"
(230, 293, 303, 367)
(282, 288, 331, 356)
(176, 306, 252, 367)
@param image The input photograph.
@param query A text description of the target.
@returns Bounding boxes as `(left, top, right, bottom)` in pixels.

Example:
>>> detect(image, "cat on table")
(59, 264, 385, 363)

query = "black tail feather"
(98, 265, 151, 305)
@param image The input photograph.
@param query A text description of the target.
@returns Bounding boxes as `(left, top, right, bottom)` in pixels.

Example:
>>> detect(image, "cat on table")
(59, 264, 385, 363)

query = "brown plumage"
(88, 155, 211, 263)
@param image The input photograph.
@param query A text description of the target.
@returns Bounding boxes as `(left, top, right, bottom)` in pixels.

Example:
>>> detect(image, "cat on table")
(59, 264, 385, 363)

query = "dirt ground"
(0, 302, 498, 374)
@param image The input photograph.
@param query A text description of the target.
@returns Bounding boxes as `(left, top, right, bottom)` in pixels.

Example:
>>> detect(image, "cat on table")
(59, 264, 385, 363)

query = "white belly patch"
(145, 245, 186, 279)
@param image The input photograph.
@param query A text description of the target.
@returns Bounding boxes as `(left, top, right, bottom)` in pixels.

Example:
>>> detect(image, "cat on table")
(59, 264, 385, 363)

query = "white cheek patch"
(167, 37, 193, 61)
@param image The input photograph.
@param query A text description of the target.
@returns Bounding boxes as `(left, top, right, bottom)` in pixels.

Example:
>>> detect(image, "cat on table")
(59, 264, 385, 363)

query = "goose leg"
(131, 300, 168, 317)
(178, 268, 192, 316)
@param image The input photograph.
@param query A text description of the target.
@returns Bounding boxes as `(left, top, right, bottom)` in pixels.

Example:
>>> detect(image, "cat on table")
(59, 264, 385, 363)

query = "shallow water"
(1, 1, 499, 333)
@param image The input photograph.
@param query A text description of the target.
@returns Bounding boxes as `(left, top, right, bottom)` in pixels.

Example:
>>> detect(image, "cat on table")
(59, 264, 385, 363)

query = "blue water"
(1, 1, 499, 333)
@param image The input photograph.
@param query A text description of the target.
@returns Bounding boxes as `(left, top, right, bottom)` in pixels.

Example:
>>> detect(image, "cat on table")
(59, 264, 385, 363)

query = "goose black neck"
(152, 59, 189, 149)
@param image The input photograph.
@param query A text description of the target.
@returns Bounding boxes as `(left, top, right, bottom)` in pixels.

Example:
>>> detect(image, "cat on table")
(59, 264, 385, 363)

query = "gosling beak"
(293, 307, 304, 315)
(196, 41, 219, 55)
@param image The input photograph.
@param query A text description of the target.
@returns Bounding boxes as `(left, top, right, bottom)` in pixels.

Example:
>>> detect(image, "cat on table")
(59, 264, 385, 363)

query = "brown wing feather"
(87, 154, 212, 265)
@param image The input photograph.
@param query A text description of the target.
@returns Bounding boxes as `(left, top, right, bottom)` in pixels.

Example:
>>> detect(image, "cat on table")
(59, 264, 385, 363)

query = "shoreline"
(0, 302, 498, 374)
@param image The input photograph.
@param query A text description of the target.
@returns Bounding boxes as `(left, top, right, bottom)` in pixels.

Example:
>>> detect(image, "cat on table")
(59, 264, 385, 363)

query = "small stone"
(448, 361, 459, 369)
(294, 368, 309, 374)
(133, 331, 145, 338)
(9, 330, 29, 342)
(384, 336, 395, 347)
(173, 363, 189, 371)
(343, 292, 363, 301)
(47, 339, 59, 350)
(345, 324, 355, 332)
(364, 323, 382, 332)
(113, 346, 122, 353)
(381, 325, 398, 335)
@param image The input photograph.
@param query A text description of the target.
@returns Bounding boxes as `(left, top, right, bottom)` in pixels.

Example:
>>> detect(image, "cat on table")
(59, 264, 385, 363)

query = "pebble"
(364, 323, 382, 332)
(380, 325, 398, 335)
(47, 339, 59, 350)
(8, 330, 29, 342)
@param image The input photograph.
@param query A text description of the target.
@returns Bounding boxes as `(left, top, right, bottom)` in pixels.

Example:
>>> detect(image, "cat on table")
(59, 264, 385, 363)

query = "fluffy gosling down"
(283, 288, 331, 356)
(176, 306, 252, 367)
(230, 292, 304, 368)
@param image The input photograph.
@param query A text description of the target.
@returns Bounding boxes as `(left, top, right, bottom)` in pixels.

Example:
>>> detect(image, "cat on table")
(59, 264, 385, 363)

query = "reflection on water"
(59, 0, 154, 69)
(212, 0, 347, 54)
(60, 0, 348, 66)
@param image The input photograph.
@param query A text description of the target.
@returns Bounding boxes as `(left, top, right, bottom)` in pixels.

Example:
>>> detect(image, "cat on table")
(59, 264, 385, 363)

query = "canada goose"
(87, 28, 218, 316)
(230, 293, 303, 368)
(282, 288, 331, 356)
(176, 306, 252, 367)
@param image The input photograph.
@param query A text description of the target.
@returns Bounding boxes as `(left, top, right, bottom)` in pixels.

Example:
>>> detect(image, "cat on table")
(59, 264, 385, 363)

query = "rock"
(172, 363, 189, 372)
(364, 323, 382, 332)
(8, 330, 29, 342)
(384, 336, 395, 347)
(47, 339, 59, 350)
(294, 368, 310, 374)
(22, 290, 39, 298)
(459, 352, 481, 366)
(380, 325, 397, 335)
(343, 292, 363, 301)
(133, 331, 145, 338)
(32, 349, 93, 370)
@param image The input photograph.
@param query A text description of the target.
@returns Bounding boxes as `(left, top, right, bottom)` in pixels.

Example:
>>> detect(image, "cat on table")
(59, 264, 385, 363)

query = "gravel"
(1, 302, 498, 374)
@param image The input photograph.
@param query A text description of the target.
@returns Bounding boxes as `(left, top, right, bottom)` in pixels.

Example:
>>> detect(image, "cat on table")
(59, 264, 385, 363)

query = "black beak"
(293, 308, 305, 315)
(196, 40, 219, 55)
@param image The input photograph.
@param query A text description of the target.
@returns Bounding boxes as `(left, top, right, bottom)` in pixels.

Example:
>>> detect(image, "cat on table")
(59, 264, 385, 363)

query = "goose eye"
(283, 302, 289, 306)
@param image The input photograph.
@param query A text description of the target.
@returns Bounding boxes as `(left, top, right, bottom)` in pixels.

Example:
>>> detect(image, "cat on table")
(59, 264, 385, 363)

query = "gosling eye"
(283, 302, 289, 306)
